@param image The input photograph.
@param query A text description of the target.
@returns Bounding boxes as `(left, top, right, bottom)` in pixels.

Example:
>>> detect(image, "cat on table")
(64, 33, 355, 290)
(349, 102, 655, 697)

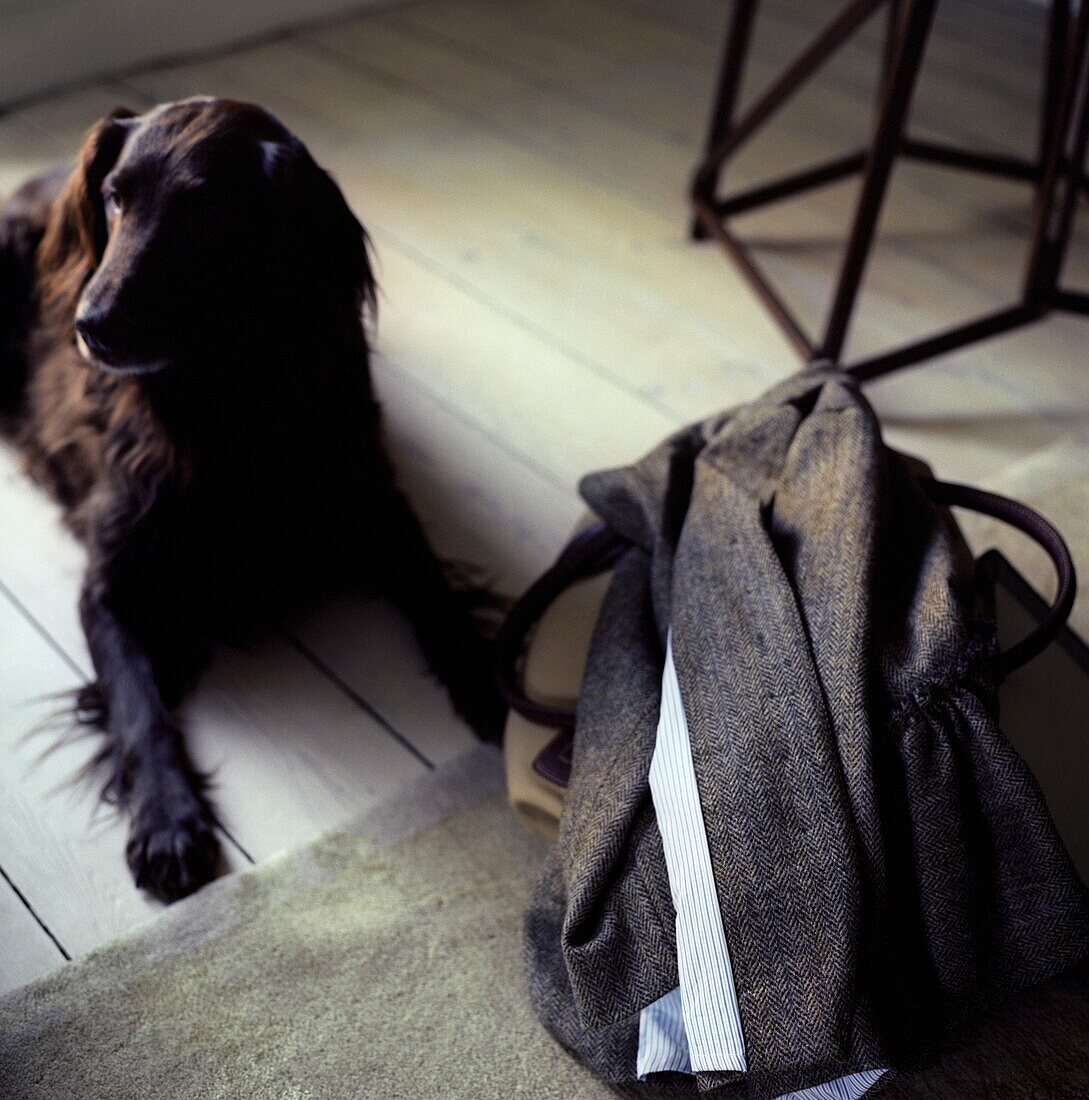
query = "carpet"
(3, 744, 1088, 1099)
(0, 747, 614, 1100)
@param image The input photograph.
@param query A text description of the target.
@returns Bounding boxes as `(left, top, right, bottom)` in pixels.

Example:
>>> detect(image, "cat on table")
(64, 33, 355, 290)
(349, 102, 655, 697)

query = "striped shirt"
(636, 633, 886, 1100)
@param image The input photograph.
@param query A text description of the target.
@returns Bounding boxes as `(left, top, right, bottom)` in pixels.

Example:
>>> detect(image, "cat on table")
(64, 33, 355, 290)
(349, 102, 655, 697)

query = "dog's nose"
(75, 310, 118, 359)
(75, 311, 102, 341)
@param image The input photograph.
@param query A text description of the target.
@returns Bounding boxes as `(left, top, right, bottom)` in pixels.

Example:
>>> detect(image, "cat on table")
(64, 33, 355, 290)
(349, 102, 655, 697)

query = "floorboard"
(0, 585, 170, 954)
(0, 872, 66, 997)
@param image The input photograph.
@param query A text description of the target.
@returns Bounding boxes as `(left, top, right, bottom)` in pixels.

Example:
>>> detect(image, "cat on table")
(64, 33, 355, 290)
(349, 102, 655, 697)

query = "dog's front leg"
(79, 582, 218, 902)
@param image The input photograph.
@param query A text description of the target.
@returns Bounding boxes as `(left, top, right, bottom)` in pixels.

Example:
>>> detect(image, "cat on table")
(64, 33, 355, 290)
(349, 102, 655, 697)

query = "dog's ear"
(38, 107, 136, 316)
(261, 137, 377, 324)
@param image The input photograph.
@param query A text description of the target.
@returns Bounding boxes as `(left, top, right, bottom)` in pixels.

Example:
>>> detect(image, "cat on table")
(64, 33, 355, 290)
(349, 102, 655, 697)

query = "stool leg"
(880, 0, 903, 97)
(694, 0, 887, 201)
(1024, 0, 1089, 307)
(1039, 0, 1071, 170)
(691, 0, 759, 240)
(816, 0, 938, 365)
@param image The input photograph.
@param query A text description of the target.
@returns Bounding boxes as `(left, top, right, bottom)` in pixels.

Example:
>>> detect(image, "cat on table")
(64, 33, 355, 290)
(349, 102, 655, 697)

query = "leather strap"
(496, 479, 1077, 730)
(495, 522, 626, 728)
(922, 478, 1076, 675)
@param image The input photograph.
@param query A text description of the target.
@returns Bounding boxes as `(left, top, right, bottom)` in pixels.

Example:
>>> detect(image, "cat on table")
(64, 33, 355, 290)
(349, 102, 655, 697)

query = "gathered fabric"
(524, 369, 1089, 1098)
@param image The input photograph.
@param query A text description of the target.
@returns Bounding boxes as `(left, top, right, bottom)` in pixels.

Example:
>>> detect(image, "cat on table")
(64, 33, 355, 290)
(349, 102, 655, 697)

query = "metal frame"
(691, 0, 1089, 382)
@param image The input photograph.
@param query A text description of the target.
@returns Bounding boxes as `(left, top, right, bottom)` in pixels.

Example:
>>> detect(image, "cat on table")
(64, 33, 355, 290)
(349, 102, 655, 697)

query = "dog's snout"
(74, 299, 170, 375)
(74, 310, 102, 343)
(75, 306, 125, 359)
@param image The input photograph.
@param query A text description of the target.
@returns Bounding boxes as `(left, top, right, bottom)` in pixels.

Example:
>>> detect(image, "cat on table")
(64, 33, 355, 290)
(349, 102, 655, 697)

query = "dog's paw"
(127, 802, 219, 903)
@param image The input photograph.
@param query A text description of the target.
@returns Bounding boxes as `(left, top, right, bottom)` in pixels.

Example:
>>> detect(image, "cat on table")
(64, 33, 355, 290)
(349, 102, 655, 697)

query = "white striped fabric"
(784, 1069, 888, 1100)
(636, 987, 691, 1076)
(646, 634, 747, 1074)
(636, 633, 886, 1100)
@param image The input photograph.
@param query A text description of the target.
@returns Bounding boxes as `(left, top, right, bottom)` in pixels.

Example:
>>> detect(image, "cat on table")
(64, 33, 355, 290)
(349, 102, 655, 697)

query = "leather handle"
(496, 481, 1077, 729)
(921, 478, 1077, 675)
(495, 522, 626, 728)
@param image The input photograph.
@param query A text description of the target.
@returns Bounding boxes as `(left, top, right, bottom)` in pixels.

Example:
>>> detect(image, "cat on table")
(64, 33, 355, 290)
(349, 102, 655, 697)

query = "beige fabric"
(505, 712, 566, 842)
(504, 571, 610, 840)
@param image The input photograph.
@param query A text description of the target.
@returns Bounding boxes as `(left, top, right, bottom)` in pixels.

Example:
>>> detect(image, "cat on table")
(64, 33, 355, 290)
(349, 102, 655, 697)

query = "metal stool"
(690, 0, 1089, 381)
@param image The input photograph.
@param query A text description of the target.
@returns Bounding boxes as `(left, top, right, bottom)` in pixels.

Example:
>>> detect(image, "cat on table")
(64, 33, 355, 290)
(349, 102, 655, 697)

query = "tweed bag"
(512, 370, 1089, 1098)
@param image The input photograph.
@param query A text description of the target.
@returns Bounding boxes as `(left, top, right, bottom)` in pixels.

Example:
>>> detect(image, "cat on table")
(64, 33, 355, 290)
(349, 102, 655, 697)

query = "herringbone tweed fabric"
(524, 369, 1089, 1098)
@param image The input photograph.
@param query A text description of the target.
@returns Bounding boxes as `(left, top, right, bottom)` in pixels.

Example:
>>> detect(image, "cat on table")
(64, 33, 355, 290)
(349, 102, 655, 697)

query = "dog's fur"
(0, 98, 504, 902)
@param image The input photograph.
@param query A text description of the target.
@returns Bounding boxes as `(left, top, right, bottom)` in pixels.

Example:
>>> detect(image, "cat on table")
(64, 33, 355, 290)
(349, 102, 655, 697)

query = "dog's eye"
(104, 190, 123, 219)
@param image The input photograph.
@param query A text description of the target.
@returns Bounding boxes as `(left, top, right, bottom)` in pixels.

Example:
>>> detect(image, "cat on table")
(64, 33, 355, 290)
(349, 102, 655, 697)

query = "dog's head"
(39, 98, 375, 375)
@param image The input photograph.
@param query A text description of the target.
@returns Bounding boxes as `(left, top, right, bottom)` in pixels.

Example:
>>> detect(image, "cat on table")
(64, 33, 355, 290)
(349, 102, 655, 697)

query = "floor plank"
(0, 85, 127, 193)
(0, 584, 171, 957)
(396, 0, 1083, 293)
(177, 633, 430, 860)
(290, 19, 1087, 476)
(0, 873, 66, 997)
(373, 355, 583, 590)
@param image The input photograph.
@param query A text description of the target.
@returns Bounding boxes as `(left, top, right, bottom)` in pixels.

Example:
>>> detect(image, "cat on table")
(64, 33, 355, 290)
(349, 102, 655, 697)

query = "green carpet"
(0, 748, 614, 1100)
(3, 745, 1087, 1099)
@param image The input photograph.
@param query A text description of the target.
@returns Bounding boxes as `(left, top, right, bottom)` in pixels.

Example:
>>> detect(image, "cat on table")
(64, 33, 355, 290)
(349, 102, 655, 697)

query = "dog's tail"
(441, 558, 511, 639)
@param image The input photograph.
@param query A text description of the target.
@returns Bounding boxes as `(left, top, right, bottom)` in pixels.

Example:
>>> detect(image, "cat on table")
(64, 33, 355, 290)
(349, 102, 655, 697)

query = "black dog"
(0, 98, 504, 902)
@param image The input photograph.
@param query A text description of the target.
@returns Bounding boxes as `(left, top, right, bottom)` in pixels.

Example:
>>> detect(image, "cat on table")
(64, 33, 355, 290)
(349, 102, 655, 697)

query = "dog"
(0, 98, 505, 903)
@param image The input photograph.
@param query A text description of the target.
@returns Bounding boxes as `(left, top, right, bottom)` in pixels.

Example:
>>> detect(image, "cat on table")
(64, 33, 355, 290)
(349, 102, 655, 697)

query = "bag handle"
(921, 478, 1076, 675)
(496, 480, 1077, 728)
(496, 522, 627, 728)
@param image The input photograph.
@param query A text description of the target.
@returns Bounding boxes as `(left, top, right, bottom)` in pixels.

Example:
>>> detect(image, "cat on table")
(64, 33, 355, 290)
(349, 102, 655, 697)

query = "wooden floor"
(2, 0, 1089, 994)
